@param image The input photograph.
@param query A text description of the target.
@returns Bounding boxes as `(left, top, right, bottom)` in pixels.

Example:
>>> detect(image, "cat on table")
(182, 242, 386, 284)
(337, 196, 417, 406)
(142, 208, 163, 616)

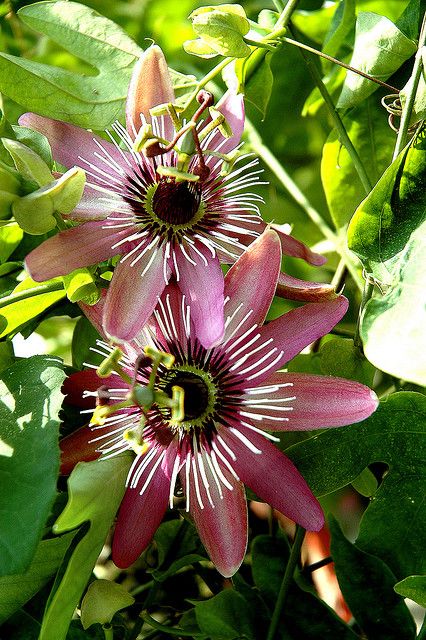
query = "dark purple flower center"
(152, 179, 201, 225)
(165, 371, 209, 420)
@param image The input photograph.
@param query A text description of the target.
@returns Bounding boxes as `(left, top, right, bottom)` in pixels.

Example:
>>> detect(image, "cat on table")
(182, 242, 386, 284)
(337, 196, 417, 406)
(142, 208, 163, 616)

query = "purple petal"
(65, 185, 122, 221)
(242, 372, 378, 430)
(176, 243, 225, 348)
(223, 424, 324, 531)
(112, 446, 172, 568)
(186, 451, 247, 577)
(103, 246, 166, 341)
(25, 223, 131, 281)
(272, 224, 326, 266)
(224, 229, 281, 340)
(277, 272, 338, 303)
(126, 45, 175, 138)
(204, 92, 245, 166)
(18, 114, 129, 181)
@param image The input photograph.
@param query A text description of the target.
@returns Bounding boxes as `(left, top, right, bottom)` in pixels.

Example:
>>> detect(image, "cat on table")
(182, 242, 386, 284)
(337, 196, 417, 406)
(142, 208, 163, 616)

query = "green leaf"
(348, 125, 426, 264)
(337, 12, 416, 109)
(39, 455, 131, 640)
(329, 516, 416, 640)
(0, 356, 65, 576)
(194, 590, 257, 640)
(12, 125, 53, 170)
(183, 38, 219, 58)
(0, 277, 66, 338)
(347, 125, 426, 384)
(0, 223, 23, 264)
(0, 341, 15, 375)
(72, 315, 103, 370)
(351, 466, 378, 497)
(0, 533, 75, 624)
(321, 95, 393, 229)
(287, 392, 426, 578)
(151, 519, 206, 582)
(394, 575, 426, 608)
(251, 534, 358, 639)
(0, 2, 195, 130)
(80, 579, 134, 629)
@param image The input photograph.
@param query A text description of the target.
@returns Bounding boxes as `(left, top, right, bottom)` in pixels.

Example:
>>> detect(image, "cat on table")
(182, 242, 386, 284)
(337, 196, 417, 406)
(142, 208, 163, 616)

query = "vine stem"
(289, 26, 372, 195)
(266, 526, 306, 640)
(244, 119, 363, 291)
(0, 281, 64, 309)
(393, 12, 426, 160)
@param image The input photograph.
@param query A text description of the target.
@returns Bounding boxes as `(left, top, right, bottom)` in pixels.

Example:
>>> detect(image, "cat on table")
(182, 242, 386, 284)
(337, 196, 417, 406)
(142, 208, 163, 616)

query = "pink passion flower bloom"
(21, 45, 325, 348)
(61, 230, 378, 577)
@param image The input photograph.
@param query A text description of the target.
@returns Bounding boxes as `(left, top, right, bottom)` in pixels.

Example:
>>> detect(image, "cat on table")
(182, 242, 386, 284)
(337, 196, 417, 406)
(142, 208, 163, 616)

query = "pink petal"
(233, 297, 349, 384)
(224, 229, 281, 340)
(272, 223, 326, 266)
(112, 447, 171, 568)
(276, 272, 338, 303)
(176, 243, 225, 348)
(204, 92, 245, 167)
(156, 282, 189, 346)
(103, 246, 166, 342)
(223, 425, 324, 530)
(126, 45, 175, 137)
(18, 113, 129, 181)
(186, 451, 247, 577)
(242, 372, 378, 431)
(65, 185, 122, 221)
(25, 223, 131, 281)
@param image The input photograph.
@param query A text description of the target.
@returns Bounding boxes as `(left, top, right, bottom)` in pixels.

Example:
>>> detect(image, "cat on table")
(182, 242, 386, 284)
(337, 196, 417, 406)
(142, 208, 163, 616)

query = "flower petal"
(176, 243, 225, 348)
(60, 425, 101, 475)
(186, 450, 247, 577)
(103, 246, 166, 342)
(25, 223, 131, 281)
(223, 425, 324, 531)
(18, 113, 128, 180)
(242, 372, 378, 430)
(272, 223, 326, 266)
(224, 229, 281, 340)
(277, 272, 338, 303)
(112, 446, 171, 568)
(65, 185, 122, 221)
(62, 369, 122, 408)
(126, 45, 175, 137)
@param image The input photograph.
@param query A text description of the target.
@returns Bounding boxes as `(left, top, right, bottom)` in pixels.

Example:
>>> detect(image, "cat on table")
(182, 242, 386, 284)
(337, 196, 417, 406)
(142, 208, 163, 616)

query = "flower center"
(165, 371, 209, 421)
(152, 179, 202, 226)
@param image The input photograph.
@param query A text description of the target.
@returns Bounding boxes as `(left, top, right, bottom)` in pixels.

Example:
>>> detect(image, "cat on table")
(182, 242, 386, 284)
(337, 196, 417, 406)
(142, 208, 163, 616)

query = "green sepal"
(189, 4, 251, 58)
(12, 167, 86, 235)
(1, 138, 52, 187)
(62, 267, 99, 304)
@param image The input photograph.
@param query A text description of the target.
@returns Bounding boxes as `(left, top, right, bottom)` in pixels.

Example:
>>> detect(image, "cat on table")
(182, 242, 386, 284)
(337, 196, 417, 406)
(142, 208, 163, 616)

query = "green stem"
(266, 526, 306, 640)
(102, 624, 114, 640)
(141, 612, 205, 637)
(275, 0, 301, 29)
(282, 36, 399, 93)
(244, 119, 363, 291)
(393, 12, 426, 160)
(289, 26, 372, 195)
(0, 281, 64, 309)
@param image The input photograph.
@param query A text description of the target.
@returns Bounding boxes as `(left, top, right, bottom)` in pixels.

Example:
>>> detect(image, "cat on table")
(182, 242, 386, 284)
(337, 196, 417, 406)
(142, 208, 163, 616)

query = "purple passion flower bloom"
(22, 45, 325, 348)
(62, 230, 378, 577)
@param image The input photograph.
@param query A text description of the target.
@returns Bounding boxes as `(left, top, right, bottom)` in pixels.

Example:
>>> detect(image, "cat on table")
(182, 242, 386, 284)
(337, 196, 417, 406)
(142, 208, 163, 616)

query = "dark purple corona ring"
(22, 45, 326, 348)
(62, 231, 378, 578)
